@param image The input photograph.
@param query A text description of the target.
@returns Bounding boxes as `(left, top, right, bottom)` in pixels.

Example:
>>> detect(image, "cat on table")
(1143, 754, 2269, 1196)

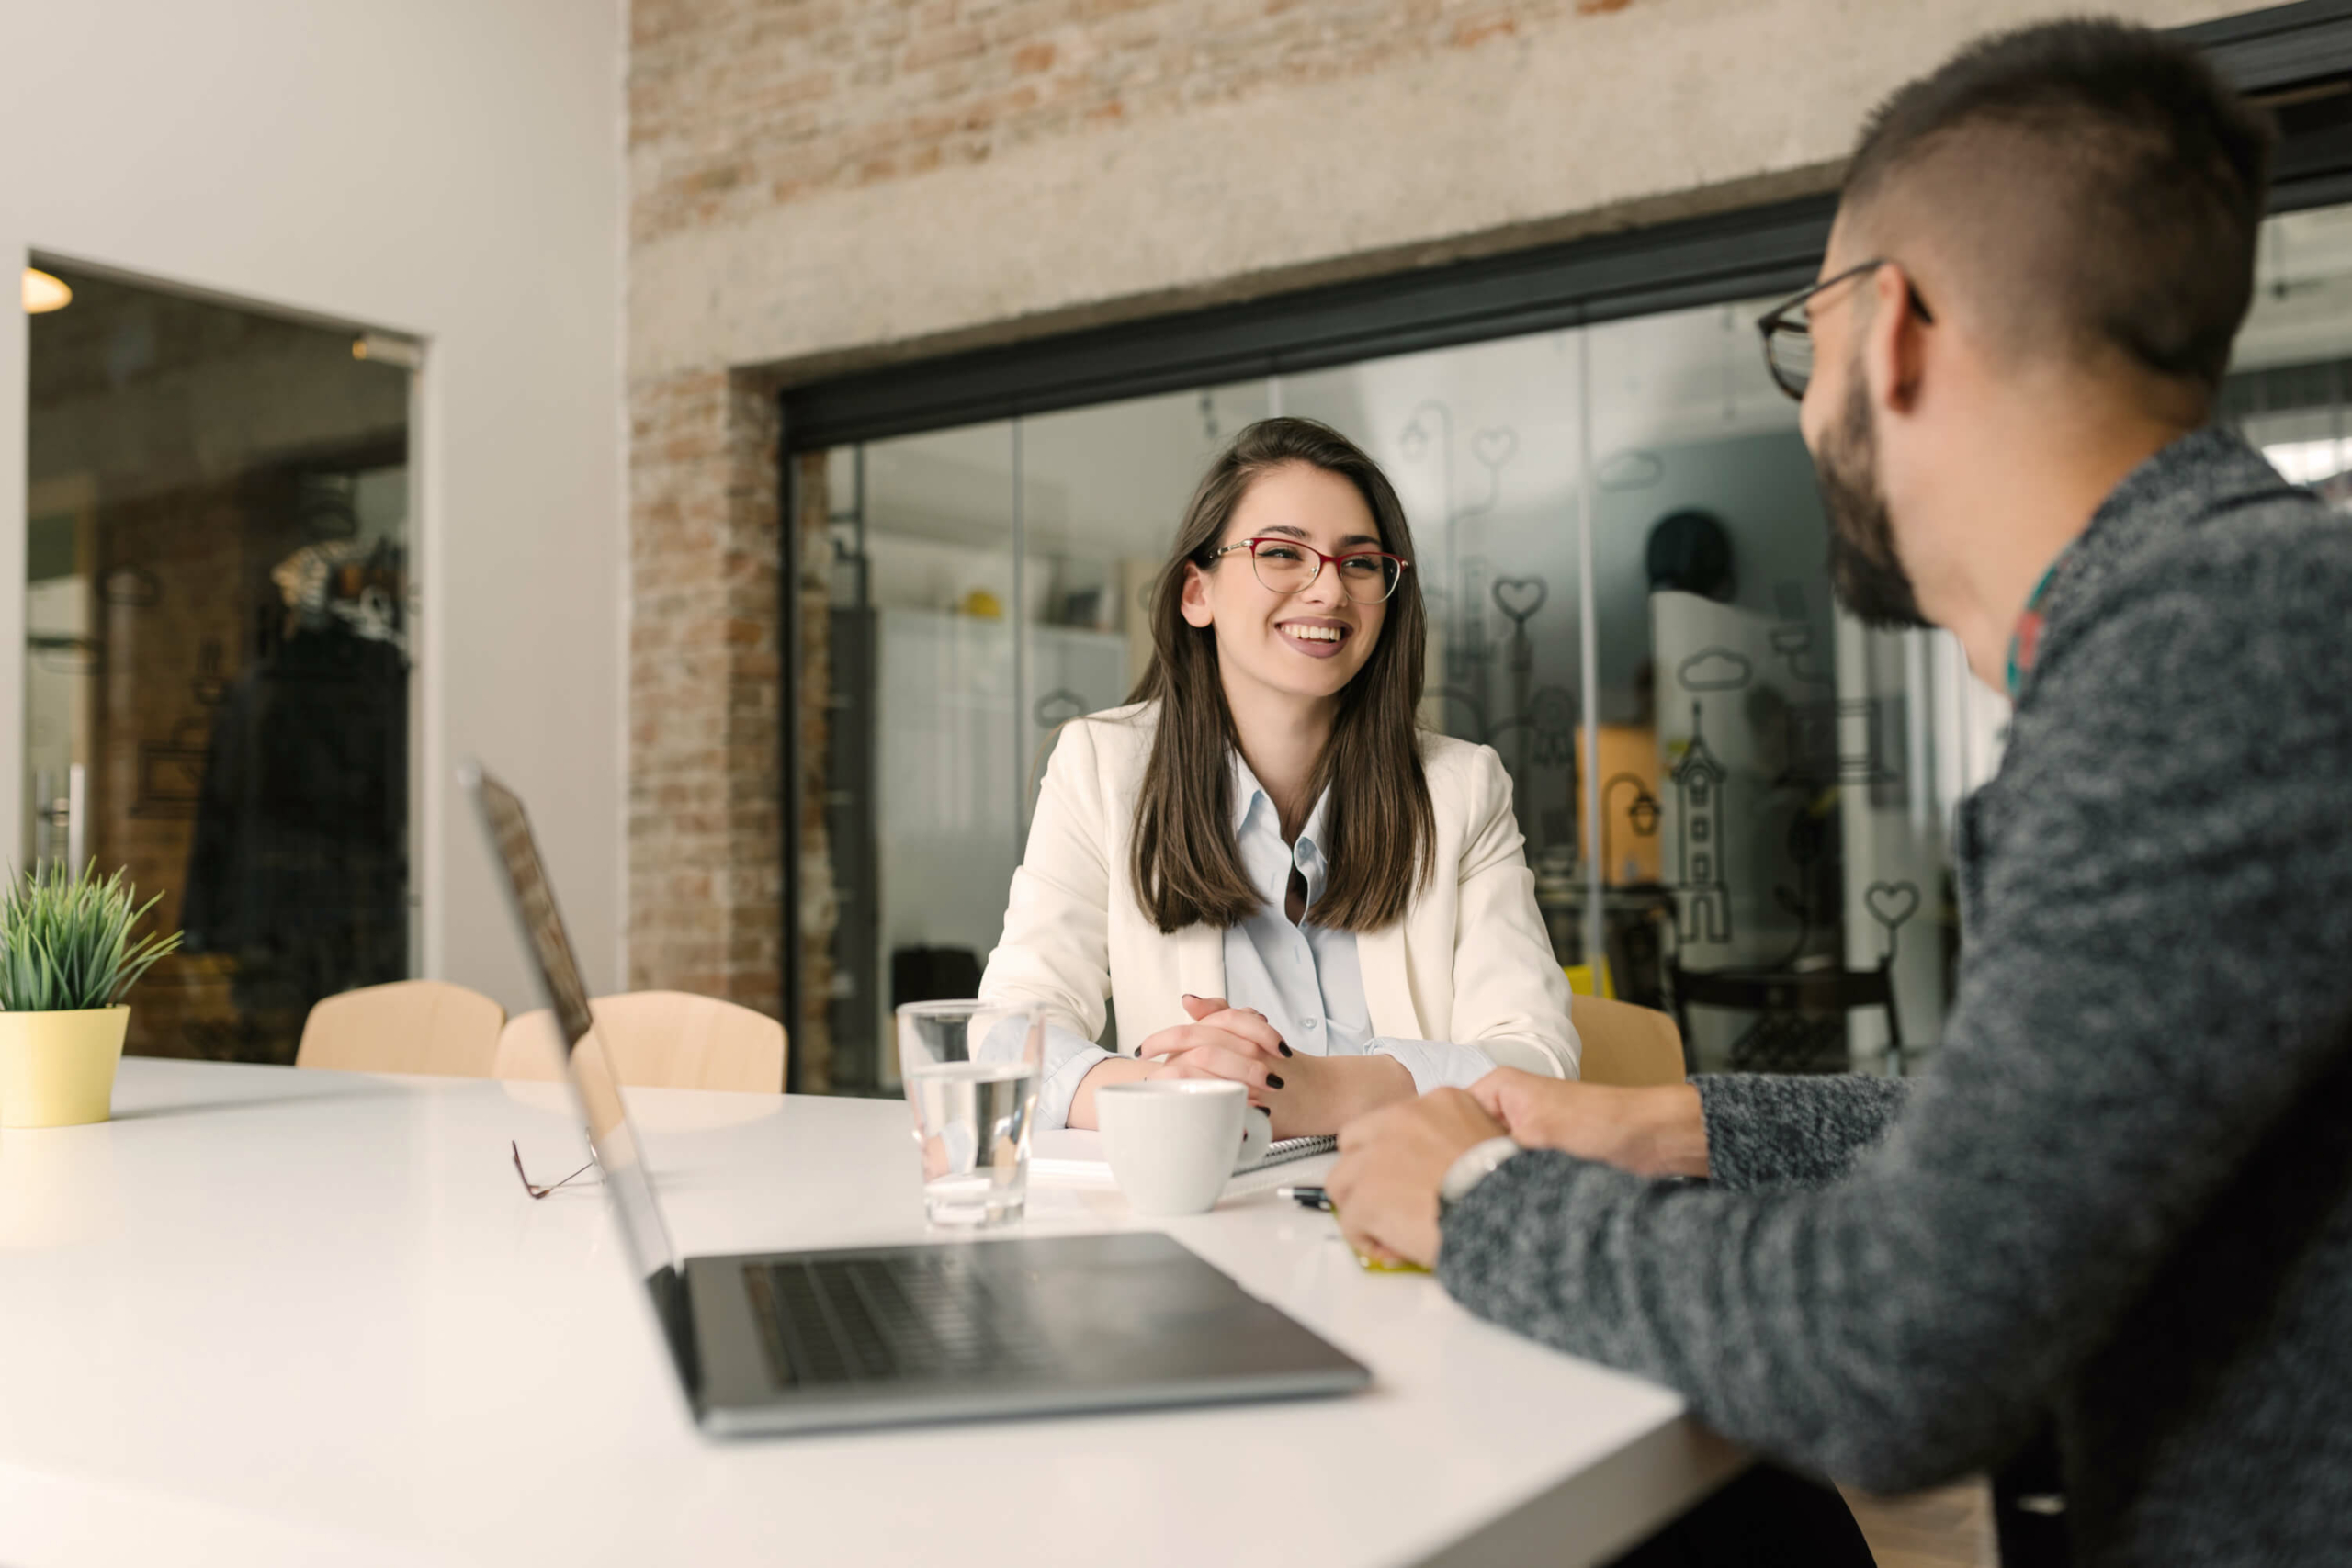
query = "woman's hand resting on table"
(1067, 994, 1413, 1137)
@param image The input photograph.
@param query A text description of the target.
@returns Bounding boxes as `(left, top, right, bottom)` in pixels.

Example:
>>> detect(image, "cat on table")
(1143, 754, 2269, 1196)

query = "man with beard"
(1329, 17, 2352, 1566)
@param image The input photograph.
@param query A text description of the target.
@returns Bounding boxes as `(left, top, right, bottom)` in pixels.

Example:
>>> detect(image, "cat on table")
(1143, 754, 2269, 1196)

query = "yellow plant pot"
(0, 1007, 131, 1128)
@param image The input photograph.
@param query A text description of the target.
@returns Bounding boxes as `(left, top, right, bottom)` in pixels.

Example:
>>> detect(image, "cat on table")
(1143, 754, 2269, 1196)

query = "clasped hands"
(1069, 995, 1412, 1138)
(1327, 1071, 1710, 1269)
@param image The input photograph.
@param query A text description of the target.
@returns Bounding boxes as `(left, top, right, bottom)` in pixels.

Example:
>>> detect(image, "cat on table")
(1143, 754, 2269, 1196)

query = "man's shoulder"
(2005, 474, 2352, 833)
(2048, 482, 2352, 698)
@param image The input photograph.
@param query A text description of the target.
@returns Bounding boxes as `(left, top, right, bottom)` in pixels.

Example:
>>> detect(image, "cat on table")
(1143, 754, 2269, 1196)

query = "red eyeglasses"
(1200, 536, 1409, 604)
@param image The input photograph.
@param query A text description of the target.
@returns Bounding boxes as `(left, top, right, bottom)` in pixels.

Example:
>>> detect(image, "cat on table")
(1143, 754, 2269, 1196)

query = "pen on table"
(1279, 1185, 1333, 1212)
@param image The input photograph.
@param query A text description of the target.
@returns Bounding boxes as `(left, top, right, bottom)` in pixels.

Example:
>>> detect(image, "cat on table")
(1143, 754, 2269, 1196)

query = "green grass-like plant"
(0, 863, 183, 1013)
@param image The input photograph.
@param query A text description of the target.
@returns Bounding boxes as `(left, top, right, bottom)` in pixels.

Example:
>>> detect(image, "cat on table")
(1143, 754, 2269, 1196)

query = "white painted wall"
(1, 0, 627, 1013)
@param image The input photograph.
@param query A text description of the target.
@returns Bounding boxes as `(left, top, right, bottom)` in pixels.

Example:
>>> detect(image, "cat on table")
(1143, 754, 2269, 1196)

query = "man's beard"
(1814, 373, 1929, 630)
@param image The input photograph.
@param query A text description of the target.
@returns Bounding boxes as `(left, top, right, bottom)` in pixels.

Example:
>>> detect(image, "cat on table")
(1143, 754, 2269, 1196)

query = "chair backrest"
(295, 979, 507, 1077)
(1571, 993, 1690, 1088)
(1668, 962, 1905, 1076)
(494, 990, 786, 1094)
(1668, 964, 1902, 1046)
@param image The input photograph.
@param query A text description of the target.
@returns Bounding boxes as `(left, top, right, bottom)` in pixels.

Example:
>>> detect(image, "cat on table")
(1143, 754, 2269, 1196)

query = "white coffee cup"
(1238, 1104, 1273, 1168)
(1095, 1080, 1249, 1216)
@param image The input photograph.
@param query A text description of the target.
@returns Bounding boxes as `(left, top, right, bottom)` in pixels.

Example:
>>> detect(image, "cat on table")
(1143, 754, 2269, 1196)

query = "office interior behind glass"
(792, 197, 2352, 1098)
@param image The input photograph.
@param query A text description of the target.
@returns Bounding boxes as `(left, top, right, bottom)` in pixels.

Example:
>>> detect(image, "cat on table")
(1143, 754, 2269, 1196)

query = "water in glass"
(898, 1001, 1041, 1225)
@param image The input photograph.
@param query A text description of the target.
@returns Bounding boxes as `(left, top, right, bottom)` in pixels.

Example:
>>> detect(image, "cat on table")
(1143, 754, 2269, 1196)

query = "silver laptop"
(468, 763, 1369, 1437)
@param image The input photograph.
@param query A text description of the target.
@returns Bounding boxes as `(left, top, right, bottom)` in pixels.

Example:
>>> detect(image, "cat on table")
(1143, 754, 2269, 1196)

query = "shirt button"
(1302, 1018, 1320, 1031)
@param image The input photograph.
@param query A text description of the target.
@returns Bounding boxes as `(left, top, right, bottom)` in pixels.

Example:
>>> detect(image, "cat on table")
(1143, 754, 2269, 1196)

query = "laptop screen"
(468, 763, 680, 1282)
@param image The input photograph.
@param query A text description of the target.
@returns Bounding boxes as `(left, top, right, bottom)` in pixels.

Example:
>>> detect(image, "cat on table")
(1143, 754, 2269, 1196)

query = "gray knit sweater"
(1437, 428, 2352, 1566)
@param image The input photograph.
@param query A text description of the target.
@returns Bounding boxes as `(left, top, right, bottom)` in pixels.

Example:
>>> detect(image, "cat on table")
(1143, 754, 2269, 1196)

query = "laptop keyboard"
(744, 1253, 1050, 1388)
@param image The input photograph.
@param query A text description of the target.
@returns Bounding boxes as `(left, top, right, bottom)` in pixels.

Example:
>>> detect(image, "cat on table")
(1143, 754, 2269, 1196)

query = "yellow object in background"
(1564, 962, 1615, 999)
(961, 589, 1003, 619)
(0, 1007, 131, 1127)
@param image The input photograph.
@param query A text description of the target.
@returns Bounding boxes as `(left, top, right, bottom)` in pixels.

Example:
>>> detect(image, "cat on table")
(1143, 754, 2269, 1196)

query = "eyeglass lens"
(1248, 541, 1401, 603)
(1767, 320, 1815, 399)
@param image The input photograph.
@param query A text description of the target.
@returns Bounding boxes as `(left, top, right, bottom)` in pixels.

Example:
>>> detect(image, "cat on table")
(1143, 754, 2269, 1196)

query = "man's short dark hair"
(1845, 18, 2276, 397)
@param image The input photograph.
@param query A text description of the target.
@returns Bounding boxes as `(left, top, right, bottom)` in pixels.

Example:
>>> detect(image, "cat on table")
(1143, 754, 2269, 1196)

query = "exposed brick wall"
(628, 367, 832, 1086)
(629, 1, 1612, 251)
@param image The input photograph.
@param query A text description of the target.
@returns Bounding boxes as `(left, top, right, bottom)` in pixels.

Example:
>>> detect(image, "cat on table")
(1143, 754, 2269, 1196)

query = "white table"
(0, 1058, 1740, 1567)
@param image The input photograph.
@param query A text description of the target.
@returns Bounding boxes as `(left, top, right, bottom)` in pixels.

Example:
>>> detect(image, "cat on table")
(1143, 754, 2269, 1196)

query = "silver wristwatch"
(1439, 1135, 1523, 1216)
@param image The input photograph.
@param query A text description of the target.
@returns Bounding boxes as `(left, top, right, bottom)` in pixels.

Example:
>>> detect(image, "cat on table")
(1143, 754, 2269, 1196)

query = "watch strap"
(1439, 1134, 1523, 1216)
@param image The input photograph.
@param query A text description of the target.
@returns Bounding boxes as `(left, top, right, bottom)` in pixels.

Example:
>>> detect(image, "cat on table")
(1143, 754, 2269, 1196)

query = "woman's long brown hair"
(1127, 417, 1433, 933)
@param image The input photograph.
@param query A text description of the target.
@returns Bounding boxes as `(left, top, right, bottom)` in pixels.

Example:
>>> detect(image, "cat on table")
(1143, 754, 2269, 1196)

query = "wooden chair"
(295, 979, 507, 1077)
(494, 990, 786, 1094)
(1571, 993, 1690, 1089)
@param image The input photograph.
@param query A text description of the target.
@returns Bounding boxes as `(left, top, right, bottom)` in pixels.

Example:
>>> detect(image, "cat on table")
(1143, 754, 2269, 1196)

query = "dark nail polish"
(1278, 1043, 1293, 1057)
(1266, 1074, 1285, 1090)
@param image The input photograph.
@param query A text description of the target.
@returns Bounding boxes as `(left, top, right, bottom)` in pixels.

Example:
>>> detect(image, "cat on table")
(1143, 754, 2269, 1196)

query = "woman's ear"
(1179, 560, 1216, 629)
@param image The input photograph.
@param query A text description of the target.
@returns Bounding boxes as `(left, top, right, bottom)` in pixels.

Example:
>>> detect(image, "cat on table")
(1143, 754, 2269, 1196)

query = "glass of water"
(897, 1000, 1043, 1226)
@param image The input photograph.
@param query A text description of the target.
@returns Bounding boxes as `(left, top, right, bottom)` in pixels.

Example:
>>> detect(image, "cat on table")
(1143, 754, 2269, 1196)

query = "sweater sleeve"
(1434, 551, 2352, 1495)
(1693, 1074, 1909, 1192)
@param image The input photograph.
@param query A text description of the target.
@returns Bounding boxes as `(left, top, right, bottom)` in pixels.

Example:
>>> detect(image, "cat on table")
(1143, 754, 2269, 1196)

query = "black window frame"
(777, 0, 2352, 1089)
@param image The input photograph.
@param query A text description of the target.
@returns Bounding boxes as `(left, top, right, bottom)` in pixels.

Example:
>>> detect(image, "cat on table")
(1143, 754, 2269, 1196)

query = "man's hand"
(1326, 1089, 1506, 1269)
(1467, 1069, 1710, 1179)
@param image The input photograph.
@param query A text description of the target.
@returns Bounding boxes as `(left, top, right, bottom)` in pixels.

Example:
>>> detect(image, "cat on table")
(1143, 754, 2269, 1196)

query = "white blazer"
(979, 702, 1578, 1079)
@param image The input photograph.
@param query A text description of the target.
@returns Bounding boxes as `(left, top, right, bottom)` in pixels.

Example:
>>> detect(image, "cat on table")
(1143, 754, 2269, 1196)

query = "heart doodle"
(1473, 427, 1519, 469)
(1491, 576, 1548, 623)
(1865, 881, 1920, 931)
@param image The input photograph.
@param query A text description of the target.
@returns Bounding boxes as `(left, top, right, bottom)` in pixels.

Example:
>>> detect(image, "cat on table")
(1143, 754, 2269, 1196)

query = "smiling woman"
(977, 418, 1577, 1139)
(1137, 424, 1427, 936)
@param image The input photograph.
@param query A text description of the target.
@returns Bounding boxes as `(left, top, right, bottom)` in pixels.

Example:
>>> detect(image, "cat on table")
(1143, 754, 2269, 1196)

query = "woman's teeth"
(1285, 625, 1344, 642)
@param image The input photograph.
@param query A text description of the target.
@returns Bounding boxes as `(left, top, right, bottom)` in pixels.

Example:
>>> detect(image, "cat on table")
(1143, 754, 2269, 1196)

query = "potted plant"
(0, 864, 182, 1128)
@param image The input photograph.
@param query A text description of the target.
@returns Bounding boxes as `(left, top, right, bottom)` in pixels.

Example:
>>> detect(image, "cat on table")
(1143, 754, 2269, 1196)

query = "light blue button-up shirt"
(1033, 753, 1498, 1129)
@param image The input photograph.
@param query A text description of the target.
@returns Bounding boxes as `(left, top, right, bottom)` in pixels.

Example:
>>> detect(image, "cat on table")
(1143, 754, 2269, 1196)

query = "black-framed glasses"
(1200, 536, 1410, 604)
(1755, 258, 1935, 400)
(512, 1140, 596, 1200)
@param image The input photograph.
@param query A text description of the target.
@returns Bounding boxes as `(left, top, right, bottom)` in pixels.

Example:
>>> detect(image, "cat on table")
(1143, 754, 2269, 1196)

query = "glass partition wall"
(805, 199, 2352, 1094)
(24, 264, 413, 1063)
(808, 304, 1980, 1091)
